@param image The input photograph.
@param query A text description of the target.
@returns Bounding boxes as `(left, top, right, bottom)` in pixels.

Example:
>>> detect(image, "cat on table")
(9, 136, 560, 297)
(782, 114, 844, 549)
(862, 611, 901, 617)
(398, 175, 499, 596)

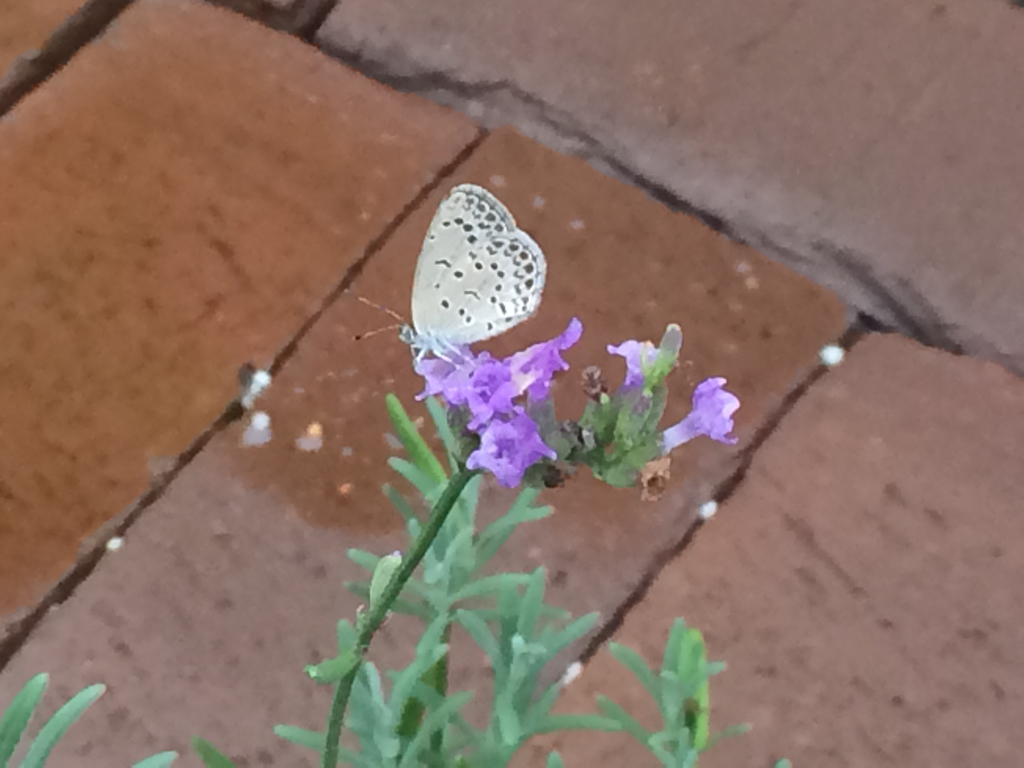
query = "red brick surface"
(0, 0, 86, 75)
(0, 0, 476, 619)
(530, 335, 1024, 767)
(0, 127, 844, 765)
(317, 0, 1024, 374)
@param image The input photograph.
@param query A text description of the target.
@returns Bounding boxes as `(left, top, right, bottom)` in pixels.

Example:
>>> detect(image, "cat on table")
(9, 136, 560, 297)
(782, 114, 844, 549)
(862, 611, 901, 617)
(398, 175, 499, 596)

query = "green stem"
(321, 467, 478, 768)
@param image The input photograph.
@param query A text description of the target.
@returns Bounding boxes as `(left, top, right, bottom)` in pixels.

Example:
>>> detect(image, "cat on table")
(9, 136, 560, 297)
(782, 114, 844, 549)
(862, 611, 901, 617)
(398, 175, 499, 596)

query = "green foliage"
(0, 674, 106, 768)
(280, 393, 743, 767)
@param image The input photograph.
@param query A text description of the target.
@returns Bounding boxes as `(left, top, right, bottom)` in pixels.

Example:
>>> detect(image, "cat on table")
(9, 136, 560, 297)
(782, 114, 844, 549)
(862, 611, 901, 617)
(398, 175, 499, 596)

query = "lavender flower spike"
(607, 339, 658, 388)
(661, 377, 740, 451)
(466, 408, 557, 487)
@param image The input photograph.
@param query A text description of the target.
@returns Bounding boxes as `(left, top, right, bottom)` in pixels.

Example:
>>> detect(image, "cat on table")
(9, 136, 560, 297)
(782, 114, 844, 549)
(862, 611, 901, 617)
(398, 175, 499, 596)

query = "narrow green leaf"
(132, 752, 178, 768)
(474, 493, 551, 569)
(305, 651, 359, 685)
(388, 457, 440, 501)
(450, 573, 533, 603)
(385, 393, 447, 484)
(190, 738, 235, 768)
(544, 613, 599, 659)
(595, 695, 650, 746)
(344, 583, 432, 621)
(681, 628, 710, 751)
(272, 725, 323, 751)
(661, 619, 688, 677)
(516, 568, 547, 641)
(608, 642, 660, 705)
(546, 752, 565, 768)
(454, 610, 502, 673)
(425, 396, 460, 466)
(0, 673, 48, 765)
(384, 484, 420, 524)
(397, 691, 472, 768)
(21, 683, 105, 768)
(530, 713, 622, 734)
(702, 723, 751, 752)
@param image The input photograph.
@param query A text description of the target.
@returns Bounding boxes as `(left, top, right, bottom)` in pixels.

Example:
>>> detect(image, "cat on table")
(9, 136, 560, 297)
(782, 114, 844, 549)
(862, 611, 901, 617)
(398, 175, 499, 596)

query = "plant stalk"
(321, 466, 477, 768)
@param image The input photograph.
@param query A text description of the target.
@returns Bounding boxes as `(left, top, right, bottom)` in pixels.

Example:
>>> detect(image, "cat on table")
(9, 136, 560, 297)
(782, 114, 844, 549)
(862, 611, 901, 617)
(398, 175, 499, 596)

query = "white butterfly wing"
(411, 184, 547, 347)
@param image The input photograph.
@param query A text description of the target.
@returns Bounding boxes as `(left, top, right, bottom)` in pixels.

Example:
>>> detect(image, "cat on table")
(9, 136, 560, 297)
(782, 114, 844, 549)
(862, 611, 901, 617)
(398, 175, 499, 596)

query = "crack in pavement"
(0, 128, 487, 671)
(314, 36, 1015, 374)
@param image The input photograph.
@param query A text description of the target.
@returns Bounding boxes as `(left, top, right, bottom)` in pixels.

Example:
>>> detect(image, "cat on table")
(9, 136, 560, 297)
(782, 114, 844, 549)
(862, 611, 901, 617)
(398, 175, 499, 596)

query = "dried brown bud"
(542, 463, 567, 489)
(640, 456, 672, 502)
(581, 365, 607, 401)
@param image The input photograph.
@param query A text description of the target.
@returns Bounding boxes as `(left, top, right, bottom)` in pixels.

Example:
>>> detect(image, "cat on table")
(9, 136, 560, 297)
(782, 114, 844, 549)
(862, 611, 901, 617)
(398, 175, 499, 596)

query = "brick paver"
(528, 334, 1024, 767)
(0, 0, 477, 623)
(0, 127, 844, 765)
(316, 0, 1024, 375)
(0, 0, 85, 76)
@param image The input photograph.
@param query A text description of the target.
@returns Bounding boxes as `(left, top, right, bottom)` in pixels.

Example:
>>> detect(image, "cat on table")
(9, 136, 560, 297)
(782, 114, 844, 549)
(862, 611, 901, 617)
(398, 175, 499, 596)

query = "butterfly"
(399, 184, 547, 360)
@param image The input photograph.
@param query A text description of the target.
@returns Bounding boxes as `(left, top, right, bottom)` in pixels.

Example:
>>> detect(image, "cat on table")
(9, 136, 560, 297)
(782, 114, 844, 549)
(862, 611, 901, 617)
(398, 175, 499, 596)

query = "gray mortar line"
(0, 0, 135, 116)
(0, 128, 486, 670)
(574, 319, 869, 666)
(313, 37, 1020, 376)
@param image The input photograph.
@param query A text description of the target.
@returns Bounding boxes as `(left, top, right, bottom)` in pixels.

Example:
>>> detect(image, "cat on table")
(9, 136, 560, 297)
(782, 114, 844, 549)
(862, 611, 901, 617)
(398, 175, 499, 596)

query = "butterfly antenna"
(352, 295, 407, 341)
(355, 295, 405, 323)
(354, 323, 403, 341)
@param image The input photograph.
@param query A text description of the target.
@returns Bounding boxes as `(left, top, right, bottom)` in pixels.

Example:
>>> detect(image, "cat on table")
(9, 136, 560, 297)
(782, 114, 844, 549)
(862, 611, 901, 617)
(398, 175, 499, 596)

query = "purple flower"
(466, 408, 557, 487)
(412, 319, 584, 487)
(607, 339, 658, 388)
(661, 377, 740, 451)
(508, 318, 583, 401)
(415, 319, 582, 421)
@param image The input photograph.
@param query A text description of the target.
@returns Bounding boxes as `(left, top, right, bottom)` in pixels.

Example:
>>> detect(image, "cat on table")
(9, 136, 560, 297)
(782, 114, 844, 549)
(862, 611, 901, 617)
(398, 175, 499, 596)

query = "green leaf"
(595, 695, 650, 746)
(516, 568, 547, 640)
(474, 497, 552, 569)
(680, 628, 710, 750)
(369, 552, 404, 611)
(454, 610, 502, 673)
(450, 573, 533, 603)
(344, 583, 432, 622)
(608, 643, 660, 705)
(0, 673, 48, 765)
(383, 484, 420, 524)
(272, 725, 322, 751)
(20, 683, 105, 768)
(530, 713, 622, 734)
(385, 393, 447, 485)
(132, 752, 178, 768)
(546, 752, 565, 768)
(544, 613, 599, 659)
(426, 396, 461, 467)
(661, 619, 687, 677)
(397, 692, 472, 768)
(190, 738, 235, 768)
(305, 651, 359, 685)
(773, 759, 792, 768)
(388, 458, 440, 501)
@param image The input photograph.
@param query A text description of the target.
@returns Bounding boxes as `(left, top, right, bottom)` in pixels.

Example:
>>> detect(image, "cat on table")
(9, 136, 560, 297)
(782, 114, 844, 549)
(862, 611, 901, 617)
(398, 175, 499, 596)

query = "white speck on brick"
(736, 261, 751, 274)
(490, 174, 506, 188)
(241, 369, 272, 409)
(559, 661, 583, 688)
(242, 412, 272, 447)
(532, 195, 545, 209)
(341, 446, 353, 457)
(744, 276, 760, 290)
(570, 219, 585, 231)
(106, 537, 124, 552)
(820, 345, 845, 367)
(698, 501, 718, 520)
